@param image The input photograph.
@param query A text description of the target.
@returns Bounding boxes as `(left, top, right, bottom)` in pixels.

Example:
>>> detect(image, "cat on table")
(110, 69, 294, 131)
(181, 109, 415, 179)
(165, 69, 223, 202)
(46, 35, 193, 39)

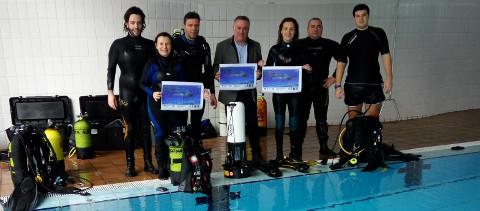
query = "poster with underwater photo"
(161, 81, 204, 111)
(262, 66, 302, 93)
(219, 63, 257, 90)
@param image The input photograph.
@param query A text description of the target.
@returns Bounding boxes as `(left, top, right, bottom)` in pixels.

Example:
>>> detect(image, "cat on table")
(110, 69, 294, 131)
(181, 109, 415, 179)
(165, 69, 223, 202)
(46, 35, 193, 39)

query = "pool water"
(41, 151, 480, 211)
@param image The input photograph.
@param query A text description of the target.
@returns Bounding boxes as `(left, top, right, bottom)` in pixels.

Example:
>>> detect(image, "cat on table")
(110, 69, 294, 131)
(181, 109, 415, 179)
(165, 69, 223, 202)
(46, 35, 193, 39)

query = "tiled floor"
(1, 109, 479, 197)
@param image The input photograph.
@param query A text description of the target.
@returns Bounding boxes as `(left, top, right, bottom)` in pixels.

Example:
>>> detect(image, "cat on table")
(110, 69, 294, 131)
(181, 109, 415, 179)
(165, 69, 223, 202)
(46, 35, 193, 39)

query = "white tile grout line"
(2, 140, 480, 209)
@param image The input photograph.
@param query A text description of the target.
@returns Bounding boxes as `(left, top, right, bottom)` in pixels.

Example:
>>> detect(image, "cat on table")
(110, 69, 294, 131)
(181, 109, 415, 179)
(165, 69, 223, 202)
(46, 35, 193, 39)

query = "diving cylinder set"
(73, 113, 94, 159)
(43, 120, 68, 178)
(8, 121, 68, 186)
(168, 126, 186, 175)
(223, 102, 250, 178)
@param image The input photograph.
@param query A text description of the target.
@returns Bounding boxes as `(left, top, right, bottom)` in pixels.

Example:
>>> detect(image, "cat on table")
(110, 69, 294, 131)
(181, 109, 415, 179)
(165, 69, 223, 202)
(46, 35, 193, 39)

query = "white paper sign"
(219, 63, 257, 90)
(161, 81, 204, 111)
(262, 66, 302, 93)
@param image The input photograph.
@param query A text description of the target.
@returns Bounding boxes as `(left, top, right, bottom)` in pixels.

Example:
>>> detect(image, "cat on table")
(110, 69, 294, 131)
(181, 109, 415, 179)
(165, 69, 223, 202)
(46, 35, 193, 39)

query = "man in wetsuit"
(298, 17, 343, 159)
(335, 4, 393, 119)
(107, 6, 156, 177)
(173, 11, 217, 142)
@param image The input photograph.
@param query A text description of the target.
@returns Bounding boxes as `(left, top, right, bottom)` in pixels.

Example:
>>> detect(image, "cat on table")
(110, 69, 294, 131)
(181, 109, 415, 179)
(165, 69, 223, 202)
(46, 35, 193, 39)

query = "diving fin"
(255, 160, 282, 177)
(280, 157, 310, 173)
(3, 177, 39, 211)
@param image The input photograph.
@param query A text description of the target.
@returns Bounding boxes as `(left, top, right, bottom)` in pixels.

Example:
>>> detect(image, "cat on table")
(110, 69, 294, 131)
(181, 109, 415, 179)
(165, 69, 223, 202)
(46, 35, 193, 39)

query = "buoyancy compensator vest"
(166, 127, 212, 194)
(8, 125, 58, 190)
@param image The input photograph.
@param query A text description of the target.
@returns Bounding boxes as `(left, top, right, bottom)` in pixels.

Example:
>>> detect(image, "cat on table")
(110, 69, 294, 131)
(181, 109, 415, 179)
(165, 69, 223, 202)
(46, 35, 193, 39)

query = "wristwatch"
(334, 84, 342, 89)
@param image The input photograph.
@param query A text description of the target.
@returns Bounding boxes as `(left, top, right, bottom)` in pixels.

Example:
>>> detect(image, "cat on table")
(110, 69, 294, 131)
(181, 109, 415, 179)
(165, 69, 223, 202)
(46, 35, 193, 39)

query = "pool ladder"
(380, 94, 401, 122)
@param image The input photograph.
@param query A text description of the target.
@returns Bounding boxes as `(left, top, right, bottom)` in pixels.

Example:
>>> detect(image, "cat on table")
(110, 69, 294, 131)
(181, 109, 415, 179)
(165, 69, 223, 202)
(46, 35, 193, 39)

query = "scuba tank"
(74, 113, 94, 159)
(8, 125, 58, 188)
(257, 94, 267, 136)
(43, 120, 67, 179)
(223, 102, 250, 178)
(167, 126, 197, 192)
(167, 126, 213, 194)
(167, 126, 187, 187)
(44, 126, 63, 162)
(168, 127, 185, 174)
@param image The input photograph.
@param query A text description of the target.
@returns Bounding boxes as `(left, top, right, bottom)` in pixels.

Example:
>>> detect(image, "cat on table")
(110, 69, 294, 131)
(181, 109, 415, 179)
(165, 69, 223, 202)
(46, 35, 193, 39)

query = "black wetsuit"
(141, 54, 187, 177)
(107, 34, 155, 171)
(298, 37, 342, 155)
(339, 26, 390, 105)
(173, 34, 214, 141)
(265, 41, 304, 160)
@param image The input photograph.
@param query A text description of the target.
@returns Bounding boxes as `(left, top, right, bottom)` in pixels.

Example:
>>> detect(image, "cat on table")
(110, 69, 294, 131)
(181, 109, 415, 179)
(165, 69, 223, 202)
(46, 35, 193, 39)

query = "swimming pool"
(38, 145, 480, 210)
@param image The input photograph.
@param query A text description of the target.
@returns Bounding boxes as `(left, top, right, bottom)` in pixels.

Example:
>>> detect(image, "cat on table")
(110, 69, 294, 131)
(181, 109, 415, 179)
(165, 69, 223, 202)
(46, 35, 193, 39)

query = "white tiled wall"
(1, 0, 480, 147)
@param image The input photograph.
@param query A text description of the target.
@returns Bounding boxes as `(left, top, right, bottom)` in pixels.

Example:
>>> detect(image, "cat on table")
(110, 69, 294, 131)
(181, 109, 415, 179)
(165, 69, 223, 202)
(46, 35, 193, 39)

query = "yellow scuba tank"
(44, 126, 64, 162)
(43, 121, 68, 179)
(74, 114, 94, 159)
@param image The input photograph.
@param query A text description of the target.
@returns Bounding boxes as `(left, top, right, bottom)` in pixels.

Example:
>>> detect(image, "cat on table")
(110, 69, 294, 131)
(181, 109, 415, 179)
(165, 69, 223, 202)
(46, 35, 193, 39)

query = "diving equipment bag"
(8, 96, 73, 177)
(167, 128, 212, 194)
(332, 115, 420, 171)
(3, 125, 59, 211)
(79, 95, 124, 151)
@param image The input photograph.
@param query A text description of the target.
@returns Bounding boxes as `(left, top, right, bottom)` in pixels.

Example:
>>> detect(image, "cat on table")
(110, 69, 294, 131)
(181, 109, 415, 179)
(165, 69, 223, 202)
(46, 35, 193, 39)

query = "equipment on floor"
(73, 114, 94, 159)
(2, 96, 92, 211)
(168, 127, 186, 176)
(279, 157, 310, 173)
(43, 120, 68, 178)
(255, 160, 282, 177)
(167, 126, 213, 194)
(79, 95, 124, 151)
(8, 96, 73, 178)
(3, 125, 53, 211)
(223, 102, 250, 178)
(330, 110, 420, 171)
(188, 137, 213, 194)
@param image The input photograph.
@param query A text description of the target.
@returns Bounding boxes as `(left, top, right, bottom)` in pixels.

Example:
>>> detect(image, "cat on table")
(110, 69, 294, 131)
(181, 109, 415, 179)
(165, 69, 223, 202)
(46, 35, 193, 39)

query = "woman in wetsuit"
(141, 32, 187, 179)
(266, 17, 311, 161)
(106, 7, 156, 177)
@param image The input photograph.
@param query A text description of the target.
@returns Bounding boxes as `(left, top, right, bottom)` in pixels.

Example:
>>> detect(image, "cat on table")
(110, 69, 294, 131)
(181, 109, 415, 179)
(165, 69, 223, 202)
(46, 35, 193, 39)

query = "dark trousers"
(189, 102, 205, 141)
(272, 93, 300, 160)
(147, 98, 188, 172)
(119, 98, 152, 166)
(299, 88, 329, 145)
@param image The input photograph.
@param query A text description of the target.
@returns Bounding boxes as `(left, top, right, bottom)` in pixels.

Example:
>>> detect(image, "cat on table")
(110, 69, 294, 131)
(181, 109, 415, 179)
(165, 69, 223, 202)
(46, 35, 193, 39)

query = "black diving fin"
(255, 160, 282, 177)
(2, 177, 40, 211)
(280, 157, 310, 173)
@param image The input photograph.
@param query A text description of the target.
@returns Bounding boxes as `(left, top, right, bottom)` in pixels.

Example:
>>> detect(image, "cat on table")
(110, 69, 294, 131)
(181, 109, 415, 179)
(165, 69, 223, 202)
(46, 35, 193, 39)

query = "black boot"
(320, 141, 337, 157)
(275, 130, 284, 161)
(289, 144, 302, 161)
(288, 115, 302, 161)
(143, 135, 158, 174)
(144, 156, 158, 174)
(125, 161, 136, 177)
(317, 121, 336, 157)
(276, 146, 284, 162)
(124, 139, 137, 177)
(125, 153, 137, 177)
(155, 142, 169, 180)
(274, 114, 285, 161)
